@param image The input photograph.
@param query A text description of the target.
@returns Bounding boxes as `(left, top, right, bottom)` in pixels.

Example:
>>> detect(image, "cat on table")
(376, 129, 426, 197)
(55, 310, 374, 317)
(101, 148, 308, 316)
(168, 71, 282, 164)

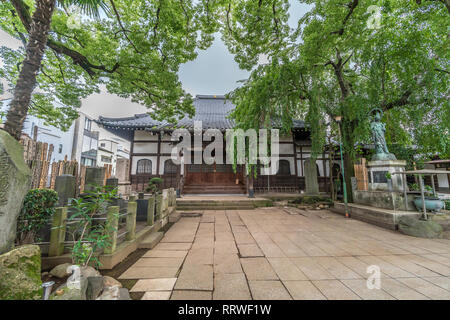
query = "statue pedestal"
(368, 160, 407, 192)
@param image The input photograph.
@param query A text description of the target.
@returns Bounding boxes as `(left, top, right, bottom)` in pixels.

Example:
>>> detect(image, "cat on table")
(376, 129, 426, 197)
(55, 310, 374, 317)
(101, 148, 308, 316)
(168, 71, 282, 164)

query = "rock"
(96, 285, 131, 300)
(49, 263, 72, 278)
(0, 130, 32, 254)
(398, 216, 443, 239)
(52, 276, 88, 300)
(96, 285, 120, 300)
(0, 245, 42, 299)
(119, 288, 131, 300)
(86, 276, 104, 300)
(80, 266, 100, 278)
(103, 276, 122, 288)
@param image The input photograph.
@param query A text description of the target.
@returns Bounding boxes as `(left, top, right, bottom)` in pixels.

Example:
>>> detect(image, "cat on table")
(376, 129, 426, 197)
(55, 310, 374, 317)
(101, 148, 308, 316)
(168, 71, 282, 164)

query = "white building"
(1, 100, 129, 170)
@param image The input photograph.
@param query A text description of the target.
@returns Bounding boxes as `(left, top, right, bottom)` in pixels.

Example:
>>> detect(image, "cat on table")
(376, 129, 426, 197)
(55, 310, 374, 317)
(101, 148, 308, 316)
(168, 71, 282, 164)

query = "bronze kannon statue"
(369, 108, 396, 161)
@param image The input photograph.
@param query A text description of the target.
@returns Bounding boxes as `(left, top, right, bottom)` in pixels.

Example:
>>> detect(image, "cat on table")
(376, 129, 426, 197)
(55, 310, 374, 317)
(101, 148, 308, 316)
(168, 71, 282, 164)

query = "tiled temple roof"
(97, 95, 305, 134)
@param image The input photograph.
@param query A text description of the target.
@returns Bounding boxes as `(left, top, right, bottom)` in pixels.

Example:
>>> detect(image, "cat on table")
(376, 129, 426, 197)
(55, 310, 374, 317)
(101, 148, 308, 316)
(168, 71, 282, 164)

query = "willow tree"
(0, 0, 218, 139)
(221, 0, 449, 201)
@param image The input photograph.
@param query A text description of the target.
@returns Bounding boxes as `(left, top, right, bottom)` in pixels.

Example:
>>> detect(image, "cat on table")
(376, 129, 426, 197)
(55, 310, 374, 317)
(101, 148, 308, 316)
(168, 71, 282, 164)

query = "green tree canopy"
(222, 0, 449, 196)
(0, 0, 220, 129)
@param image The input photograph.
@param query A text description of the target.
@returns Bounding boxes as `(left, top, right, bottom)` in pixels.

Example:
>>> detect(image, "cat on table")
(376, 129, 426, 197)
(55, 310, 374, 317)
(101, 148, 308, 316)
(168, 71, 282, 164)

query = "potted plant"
(412, 184, 444, 213)
(146, 177, 163, 224)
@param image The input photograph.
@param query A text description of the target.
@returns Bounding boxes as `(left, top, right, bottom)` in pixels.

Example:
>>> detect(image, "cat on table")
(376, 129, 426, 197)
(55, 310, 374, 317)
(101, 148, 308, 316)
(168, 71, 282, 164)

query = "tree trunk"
(342, 121, 355, 203)
(4, 0, 56, 140)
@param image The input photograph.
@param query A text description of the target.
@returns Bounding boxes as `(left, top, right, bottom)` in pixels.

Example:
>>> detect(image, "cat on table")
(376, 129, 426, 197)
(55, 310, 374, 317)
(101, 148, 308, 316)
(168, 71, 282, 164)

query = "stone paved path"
(120, 208, 450, 300)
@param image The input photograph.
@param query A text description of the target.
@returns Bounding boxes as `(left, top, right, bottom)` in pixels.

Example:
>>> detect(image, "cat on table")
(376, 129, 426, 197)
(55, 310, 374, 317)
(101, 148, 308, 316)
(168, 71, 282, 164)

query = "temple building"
(97, 95, 339, 195)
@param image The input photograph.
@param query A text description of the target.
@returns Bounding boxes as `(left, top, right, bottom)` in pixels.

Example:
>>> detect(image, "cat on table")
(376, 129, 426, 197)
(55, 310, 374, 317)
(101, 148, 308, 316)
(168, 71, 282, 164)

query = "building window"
(164, 160, 177, 174)
(101, 156, 112, 163)
(81, 157, 96, 167)
(137, 159, 152, 174)
(58, 144, 63, 154)
(277, 160, 291, 175)
(84, 118, 92, 131)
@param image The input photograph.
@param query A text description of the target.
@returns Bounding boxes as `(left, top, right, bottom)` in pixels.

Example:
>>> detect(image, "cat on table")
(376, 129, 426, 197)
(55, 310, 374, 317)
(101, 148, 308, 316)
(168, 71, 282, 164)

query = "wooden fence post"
(147, 195, 155, 226)
(126, 200, 137, 241)
(104, 206, 119, 254)
(155, 194, 162, 220)
(49, 207, 68, 257)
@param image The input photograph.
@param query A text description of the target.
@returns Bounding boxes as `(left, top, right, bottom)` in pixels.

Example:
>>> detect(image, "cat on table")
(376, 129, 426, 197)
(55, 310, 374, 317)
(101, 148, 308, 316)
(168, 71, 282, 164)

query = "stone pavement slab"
(119, 207, 450, 300)
(213, 273, 251, 300)
(238, 244, 264, 257)
(119, 266, 179, 280)
(175, 264, 214, 291)
(141, 291, 171, 300)
(248, 281, 292, 300)
(396, 277, 450, 300)
(340, 279, 396, 300)
(214, 253, 243, 274)
(312, 280, 361, 300)
(240, 258, 278, 280)
(153, 242, 192, 251)
(421, 276, 450, 291)
(267, 258, 308, 281)
(291, 257, 335, 280)
(132, 257, 184, 268)
(184, 248, 214, 265)
(283, 281, 326, 300)
(131, 278, 177, 292)
(171, 290, 212, 300)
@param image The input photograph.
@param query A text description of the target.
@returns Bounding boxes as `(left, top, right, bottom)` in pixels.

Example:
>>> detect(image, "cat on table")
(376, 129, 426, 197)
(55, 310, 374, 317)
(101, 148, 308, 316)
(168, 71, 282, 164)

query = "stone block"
(54, 175, 76, 206)
(0, 130, 31, 254)
(398, 216, 443, 239)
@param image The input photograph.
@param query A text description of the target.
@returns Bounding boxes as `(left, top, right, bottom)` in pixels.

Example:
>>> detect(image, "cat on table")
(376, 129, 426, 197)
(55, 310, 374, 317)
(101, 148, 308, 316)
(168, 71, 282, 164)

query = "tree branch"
(109, 0, 141, 54)
(9, 0, 120, 77)
(330, 0, 359, 36)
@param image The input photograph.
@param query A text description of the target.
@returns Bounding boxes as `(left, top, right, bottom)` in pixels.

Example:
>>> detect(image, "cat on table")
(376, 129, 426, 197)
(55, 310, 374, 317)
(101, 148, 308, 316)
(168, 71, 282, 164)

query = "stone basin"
(414, 196, 444, 212)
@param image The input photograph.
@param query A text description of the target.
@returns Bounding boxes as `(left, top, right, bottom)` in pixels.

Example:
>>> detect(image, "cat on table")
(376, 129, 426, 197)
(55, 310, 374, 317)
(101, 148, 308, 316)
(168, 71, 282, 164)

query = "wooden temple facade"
(97, 95, 340, 195)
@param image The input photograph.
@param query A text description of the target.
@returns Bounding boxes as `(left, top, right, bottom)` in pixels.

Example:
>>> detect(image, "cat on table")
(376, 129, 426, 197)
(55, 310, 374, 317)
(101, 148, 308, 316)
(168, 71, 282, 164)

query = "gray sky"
(0, 1, 311, 119)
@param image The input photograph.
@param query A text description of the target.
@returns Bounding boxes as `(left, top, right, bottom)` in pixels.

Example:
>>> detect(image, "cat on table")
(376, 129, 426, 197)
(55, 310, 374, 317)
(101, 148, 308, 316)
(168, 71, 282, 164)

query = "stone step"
(169, 211, 181, 223)
(176, 201, 255, 206)
(138, 231, 164, 249)
(177, 206, 255, 210)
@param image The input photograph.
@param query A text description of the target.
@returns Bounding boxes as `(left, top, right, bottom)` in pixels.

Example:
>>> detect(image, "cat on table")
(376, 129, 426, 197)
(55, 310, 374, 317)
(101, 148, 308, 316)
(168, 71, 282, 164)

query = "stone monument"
(304, 158, 319, 195)
(0, 130, 31, 254)
(367, 108, 406, 192)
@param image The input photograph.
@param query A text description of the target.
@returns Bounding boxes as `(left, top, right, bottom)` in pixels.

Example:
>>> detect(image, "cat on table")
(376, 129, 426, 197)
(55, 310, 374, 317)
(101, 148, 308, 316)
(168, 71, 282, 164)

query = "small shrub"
(67, 185, 118, 267)
(146, 177, 163, 194)
(445, 200, 450, 211)
(16, 189, 58, 245)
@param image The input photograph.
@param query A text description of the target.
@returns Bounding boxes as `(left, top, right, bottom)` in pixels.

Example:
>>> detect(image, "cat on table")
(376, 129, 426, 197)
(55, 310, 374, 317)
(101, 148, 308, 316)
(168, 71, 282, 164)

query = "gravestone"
(105, 177, 119, 189)
(304, 158, 319, 195)
(105, 177, 120, 205)
(136, 199, 149, 222)
(54, 174, 76, 206)
(0, 130, 31, 254)
(84, 167, 105, 192)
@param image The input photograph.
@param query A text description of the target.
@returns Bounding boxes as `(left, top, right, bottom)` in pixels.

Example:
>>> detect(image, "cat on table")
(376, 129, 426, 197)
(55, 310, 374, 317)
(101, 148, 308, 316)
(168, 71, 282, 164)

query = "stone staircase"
(182, 184, 247, 195)
(176, 198, 272, 211)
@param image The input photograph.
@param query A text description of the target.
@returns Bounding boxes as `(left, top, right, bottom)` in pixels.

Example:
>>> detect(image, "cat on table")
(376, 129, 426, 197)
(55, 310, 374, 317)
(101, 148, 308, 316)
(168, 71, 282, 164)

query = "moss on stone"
(0, 245, 43, 300)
